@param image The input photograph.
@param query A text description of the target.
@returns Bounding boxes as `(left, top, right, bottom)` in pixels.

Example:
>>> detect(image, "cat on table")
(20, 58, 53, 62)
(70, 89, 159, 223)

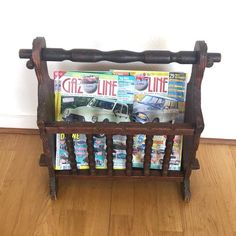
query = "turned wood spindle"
(126, 135, 133, 176)
(86, 134, 96, 175)
(65, 134, 77, 173)
(162, 135, 175, 176)
(144, 135, 154, 176)
(106, 134, 113, 175)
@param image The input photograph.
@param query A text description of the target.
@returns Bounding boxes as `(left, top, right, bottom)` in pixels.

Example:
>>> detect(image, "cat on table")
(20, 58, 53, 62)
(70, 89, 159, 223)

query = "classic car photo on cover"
(132, 94, 179, 123)
(62, 97, 131, 123)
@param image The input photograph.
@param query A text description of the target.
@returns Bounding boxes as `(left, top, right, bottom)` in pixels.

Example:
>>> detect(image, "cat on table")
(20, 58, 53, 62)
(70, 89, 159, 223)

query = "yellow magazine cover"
(54, 71, 135, 170)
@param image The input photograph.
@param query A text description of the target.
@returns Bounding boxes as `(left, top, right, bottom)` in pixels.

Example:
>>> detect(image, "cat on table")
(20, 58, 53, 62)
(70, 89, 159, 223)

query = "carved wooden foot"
(182, 178, 191, 202)
(191, 158, 200, 170)
(49, 176, 57, 200)
(39, 154, 47, 167)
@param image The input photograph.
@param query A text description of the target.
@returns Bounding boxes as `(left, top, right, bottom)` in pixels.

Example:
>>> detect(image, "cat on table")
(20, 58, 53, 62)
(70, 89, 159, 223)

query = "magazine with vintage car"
(54, 71, 135, 170)
(54, 70, 187, 171)
(112, 70, 187, 171)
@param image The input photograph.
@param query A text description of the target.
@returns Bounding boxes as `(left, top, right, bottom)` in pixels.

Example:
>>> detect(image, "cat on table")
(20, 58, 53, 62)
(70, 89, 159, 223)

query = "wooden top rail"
(44, 122, 195, 135)
(19, 48, 221, 67)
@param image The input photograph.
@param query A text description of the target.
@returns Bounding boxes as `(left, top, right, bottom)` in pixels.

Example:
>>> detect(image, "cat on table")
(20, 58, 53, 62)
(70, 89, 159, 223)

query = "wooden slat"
(162, 135, 175, 176)
(65, 134, 77, 173)
(86, 134, 96, 175)
(106, 134, 113, 176)
(143, 135, 154, 176)
(45, 122, 194, 136)
(55, 169, 184, 180)
(126, 135, 133, 176)
(2, 129, 235, 146)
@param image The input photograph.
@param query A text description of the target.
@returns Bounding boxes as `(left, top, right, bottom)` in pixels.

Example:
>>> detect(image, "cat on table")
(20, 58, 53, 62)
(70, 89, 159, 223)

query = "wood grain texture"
(0, 134, 236, 235)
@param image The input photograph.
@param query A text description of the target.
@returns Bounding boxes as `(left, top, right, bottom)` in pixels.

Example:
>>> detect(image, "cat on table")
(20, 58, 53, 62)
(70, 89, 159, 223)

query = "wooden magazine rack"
(19, 37, 221, 201)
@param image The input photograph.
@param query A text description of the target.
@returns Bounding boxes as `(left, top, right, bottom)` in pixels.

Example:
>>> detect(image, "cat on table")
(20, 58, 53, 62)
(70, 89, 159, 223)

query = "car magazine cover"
(112, 70, 187, 171)
(54, 70, 187, 171)
(54, 71, 135, 170)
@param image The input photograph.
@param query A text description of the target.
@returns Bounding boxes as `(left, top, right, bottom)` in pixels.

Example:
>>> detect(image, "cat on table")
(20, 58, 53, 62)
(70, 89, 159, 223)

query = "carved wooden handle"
(19, 48, 221, 66)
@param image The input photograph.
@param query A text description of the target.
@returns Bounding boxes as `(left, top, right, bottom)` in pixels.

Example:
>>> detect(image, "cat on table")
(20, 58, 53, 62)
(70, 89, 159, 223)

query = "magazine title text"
(147, 77, 168, 93)
(62, 77, 117, 96)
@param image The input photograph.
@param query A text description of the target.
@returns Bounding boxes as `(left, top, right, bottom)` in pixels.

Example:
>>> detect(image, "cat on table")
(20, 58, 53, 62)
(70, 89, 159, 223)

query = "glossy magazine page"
(113, 70, 187, 171)
(54, 71, 135, 170)
(54, 70, 187, 171)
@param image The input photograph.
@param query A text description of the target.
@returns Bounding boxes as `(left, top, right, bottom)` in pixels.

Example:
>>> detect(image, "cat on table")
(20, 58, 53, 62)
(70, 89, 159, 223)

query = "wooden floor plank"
(132, 181, 159, 235)
(156, 181, 183, 233)
(0, 150, 15, 194)
(0, 134, 19, 151)
(0, 135, 49, 236)
(181, 144, 235, 236)
(0, 134, 236, 236)
(210, 145, 236, 232)
(109, 180, 134, 235)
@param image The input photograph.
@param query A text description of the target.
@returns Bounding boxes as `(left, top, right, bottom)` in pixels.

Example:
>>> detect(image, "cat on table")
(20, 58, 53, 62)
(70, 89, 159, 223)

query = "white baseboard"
(0, 114, 37, 129)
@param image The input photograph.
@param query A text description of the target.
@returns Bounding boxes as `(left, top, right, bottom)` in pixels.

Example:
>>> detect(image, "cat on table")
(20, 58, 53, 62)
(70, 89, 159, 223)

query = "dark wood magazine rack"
(19, 37, 221, 201)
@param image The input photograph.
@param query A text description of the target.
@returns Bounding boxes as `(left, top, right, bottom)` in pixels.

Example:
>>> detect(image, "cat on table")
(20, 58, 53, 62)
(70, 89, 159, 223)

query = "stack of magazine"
(54, 70, 187, 171)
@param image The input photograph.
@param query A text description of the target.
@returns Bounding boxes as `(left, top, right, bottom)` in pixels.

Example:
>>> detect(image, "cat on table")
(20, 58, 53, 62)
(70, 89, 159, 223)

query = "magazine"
(54, 70, 187, 171)
(54, 71, 135, 170)
(112, 70, 187, 171)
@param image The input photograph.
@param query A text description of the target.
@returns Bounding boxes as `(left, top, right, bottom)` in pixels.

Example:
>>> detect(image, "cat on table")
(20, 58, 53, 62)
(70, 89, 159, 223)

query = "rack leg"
(39, 154, 48, 167)
(191, 158, 200, 170)
(181, 178, 191, 202)
(49, 176, 58, 200)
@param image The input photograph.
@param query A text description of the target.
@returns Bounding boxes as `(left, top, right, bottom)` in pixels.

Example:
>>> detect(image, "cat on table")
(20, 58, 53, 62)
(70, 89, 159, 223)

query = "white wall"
(0, 0, 235, 139)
